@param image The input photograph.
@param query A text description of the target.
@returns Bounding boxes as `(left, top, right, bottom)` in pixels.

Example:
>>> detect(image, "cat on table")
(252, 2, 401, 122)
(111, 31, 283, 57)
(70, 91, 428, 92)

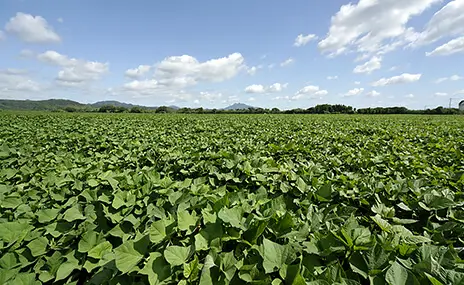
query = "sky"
(0, 0, 464, 109)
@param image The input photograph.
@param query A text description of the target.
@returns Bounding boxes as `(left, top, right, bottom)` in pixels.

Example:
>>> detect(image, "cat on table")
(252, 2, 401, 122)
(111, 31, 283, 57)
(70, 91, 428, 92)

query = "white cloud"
(435, 92, 448, 96)
(37, 50, 108, 85)
(155, 53, 245, 85)
(318, 0, 440, 56)
(344, 88, 364, 97)
(389, 66, 398, 71)
(327, 75, 338, 80)
(406, 94, 414, 98)
(57, 18, 64, 23)
(366, 90, 380, 97)
(245, 83, 288, 94)
(247, 65, 262, 75)
(354, 81, 361, 85)
(248, 97, 256, 102)
(268, 63, 275, 69)
(5, 12, 61, 43)
(426, 36, 464, 56)
(280, 58, 294, 67)
(372, 73, 422, 87)
(0, 69, 43, 93)
(353, 56, 382, 74)
(434, 75, 463, 83)
(293, 85, 328, 100)
(413, 0, 464, 46)
(294, 34, 318, 47)
(125, 65, 151, 79)
(245, 84, 265, 94)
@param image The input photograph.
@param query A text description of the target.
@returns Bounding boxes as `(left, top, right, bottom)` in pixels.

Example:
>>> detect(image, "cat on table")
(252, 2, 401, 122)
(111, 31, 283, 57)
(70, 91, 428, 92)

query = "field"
(1, 112, 464, 285)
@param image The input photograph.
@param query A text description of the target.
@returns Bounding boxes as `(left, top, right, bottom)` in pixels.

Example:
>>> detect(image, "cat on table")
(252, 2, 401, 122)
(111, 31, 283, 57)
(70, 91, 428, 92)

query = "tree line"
(62, 104, 462, 115)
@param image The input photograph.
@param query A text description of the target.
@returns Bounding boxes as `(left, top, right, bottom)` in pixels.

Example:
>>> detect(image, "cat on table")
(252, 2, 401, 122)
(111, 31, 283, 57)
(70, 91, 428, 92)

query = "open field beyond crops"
(1, 112, 464, 285)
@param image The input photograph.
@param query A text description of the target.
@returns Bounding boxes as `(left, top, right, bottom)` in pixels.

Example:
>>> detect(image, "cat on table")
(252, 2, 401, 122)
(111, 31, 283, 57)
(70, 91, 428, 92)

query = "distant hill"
(0, 99, 179, 111)
(0, 99, 86, 111)
(224, 103, 255, 110)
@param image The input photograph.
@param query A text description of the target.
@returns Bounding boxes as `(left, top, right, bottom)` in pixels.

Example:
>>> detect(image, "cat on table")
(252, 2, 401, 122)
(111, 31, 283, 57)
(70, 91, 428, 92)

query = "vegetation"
(1, 113, 463, 284)
(0, 99, 462, 114)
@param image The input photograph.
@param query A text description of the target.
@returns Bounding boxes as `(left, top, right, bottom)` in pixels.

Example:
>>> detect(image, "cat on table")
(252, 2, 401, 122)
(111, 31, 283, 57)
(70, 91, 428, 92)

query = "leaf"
(386, 261, 408, 285)
(26, 237, 48, 257)
(218, 206, 243, 229)
(317, 182, 332, 200)
(114, 241, 143, 273)
(149, 220, 166, 244)
(140, 252, 171, 285)
(63, 205, 85, 222)
(88, 241, 113, 259)
(36, 208, 60, 223)
(177, 209, 197, 233)
(164, 246, 190, 266)
(88, 179, 99, 187)
(8, 273, 41, 285)
(78, 231, 100, 253)
(0, 222, 32, 244)
(56, 259, 79, 281)
(259, 238, 297, 274)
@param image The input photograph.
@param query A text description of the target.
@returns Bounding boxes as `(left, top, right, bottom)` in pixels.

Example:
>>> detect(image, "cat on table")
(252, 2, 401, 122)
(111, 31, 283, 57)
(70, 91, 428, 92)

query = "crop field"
(0, 112, 464, 285)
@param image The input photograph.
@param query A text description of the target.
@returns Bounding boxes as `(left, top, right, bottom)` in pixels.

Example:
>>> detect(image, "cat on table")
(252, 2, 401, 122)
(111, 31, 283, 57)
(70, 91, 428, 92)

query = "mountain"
(91, 101, 140, 108)
(223, 103, 256, 110)
(0, 99, 86, 111)
(0, 99, 179, 111)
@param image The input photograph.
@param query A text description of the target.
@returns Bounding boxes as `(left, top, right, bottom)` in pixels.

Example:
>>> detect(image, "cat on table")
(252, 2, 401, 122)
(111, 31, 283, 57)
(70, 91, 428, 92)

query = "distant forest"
(0, 99, 462, 115)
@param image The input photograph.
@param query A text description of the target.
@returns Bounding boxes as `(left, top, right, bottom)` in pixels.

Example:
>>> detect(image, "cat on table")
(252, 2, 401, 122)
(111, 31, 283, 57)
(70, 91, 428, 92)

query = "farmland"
(1, 112, 464, 285)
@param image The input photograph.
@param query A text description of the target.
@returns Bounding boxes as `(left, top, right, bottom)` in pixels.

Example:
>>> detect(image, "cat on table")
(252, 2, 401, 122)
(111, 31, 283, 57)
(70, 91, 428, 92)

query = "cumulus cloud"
(327, 75, 338, 80)
(353, 56, 382, 74)
(344, 88, 364, 97)
(294, 34, 318, 47)
(0, 69, 43, 93)
(37, 50, 108, 85)
(244, 83, 288, 94)
(280, 58, 294, 67)
(405, 94, 414, 98)
(5, 12, 61, 43)
(154, 53, 245, 87)
(426, 36, 464, 56)
(318, 0, 440, 56)
(354, 81, 361, 85)
(244, 84, 266, 94)
(372, 73, 422, 87)
(293, 85, 328, 100)
(366, 90, 380, 97)
(125, 65, 151, 79)
(247, 65, 262, 75)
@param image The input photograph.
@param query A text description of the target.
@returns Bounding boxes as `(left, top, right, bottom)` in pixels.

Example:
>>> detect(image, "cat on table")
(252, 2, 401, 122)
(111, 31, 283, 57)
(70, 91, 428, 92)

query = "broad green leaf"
(114, 241, 143, 273)
(63, 205, 85, 222)
(37, 208, 60, 223)
(386, 261, 408, 285)
(140, 252, 171, 285)
(218, 206, 243, 229)
(177, 209, 197, 233)
(0, 222, 32, 243)
(88, 241, 113, 259)
(56, 259, 79, 281)
(164, 246, 190, 266)
(148, 220, 166, 244)
(78, 231, 99, 253)
(259, 238, 297, 273)
(26, 237, 48, 257)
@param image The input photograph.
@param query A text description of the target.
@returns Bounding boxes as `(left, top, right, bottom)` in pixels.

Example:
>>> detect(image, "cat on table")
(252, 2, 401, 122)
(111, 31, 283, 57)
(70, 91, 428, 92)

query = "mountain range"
(0, 99, 255, 111)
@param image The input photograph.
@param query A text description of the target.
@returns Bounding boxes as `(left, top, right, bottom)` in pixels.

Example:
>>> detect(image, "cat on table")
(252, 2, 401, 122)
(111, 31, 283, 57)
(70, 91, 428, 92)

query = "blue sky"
(0, 0, 463, 109)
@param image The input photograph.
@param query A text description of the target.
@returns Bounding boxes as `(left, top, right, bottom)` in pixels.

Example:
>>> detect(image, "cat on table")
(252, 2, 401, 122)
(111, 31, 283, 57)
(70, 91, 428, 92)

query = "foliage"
(1, 113, 464, 284)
